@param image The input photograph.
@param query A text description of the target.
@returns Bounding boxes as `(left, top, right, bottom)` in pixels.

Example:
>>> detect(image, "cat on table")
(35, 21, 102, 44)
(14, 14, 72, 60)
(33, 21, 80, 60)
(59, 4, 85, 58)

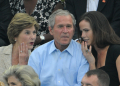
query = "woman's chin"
(86, 43, 90, 46)
(28, 46, 33, 50)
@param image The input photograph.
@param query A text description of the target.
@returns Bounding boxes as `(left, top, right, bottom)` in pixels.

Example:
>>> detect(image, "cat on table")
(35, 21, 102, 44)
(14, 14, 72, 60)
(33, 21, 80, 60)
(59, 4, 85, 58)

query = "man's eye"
(66, 25, 72, 28)
(58, 25, 63, 28)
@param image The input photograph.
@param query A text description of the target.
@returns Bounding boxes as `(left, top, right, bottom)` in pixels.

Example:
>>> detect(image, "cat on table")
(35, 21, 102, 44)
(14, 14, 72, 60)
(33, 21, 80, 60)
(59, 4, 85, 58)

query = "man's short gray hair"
(48, 9, 76, 29)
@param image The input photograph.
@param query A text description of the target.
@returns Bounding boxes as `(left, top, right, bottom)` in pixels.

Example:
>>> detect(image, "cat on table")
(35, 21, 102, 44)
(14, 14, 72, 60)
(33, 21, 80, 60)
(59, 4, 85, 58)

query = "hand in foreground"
(81, 41, 96, 69)
(19, 42, 29, 65)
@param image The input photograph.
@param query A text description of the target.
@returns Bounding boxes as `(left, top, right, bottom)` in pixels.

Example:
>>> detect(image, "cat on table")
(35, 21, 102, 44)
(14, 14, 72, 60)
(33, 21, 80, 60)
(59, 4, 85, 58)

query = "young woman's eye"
(84, 29, 89, 32)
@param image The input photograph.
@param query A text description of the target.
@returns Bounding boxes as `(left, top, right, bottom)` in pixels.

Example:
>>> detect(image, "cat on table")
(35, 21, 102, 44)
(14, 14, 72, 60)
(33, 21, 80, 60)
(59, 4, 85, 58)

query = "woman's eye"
(25, 31, 30, 34)
(33, 31, 36, 34)
(12, 83, 16, 85)
(9, 82, 16, 85)
(84, 29, 89, 32)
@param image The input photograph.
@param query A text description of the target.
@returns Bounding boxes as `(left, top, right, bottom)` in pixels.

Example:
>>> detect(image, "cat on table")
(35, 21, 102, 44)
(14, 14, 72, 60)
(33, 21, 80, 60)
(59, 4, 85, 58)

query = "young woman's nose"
(81, 32, 86, 38)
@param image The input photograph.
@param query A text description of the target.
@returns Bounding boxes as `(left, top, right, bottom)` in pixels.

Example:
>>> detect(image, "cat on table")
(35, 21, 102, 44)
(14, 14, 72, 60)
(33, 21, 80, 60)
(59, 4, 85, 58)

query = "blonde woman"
(3, 65, 40, 86)
(0, 81, 5, 86)
(0, 13, 39, 82)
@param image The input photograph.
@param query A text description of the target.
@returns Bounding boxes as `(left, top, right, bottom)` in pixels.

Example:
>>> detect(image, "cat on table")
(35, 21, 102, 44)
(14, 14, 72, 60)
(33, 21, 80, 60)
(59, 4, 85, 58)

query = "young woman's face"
(79, 20, 93, 46)
(15, 25, 36, 50)
(8, 76, 22, 86)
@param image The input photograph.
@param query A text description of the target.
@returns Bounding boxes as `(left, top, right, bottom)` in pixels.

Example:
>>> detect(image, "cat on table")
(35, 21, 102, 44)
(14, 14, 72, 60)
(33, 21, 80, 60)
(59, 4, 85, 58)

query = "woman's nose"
(81, 32, 85, 38)
(31, 33, 36, 40)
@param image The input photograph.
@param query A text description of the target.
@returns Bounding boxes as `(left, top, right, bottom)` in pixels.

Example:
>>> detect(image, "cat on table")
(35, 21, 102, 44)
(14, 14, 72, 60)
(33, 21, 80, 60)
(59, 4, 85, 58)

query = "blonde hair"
(0, 81, 5, 86)
(3, 65, 40, 86)
(7, 13, 39, 44)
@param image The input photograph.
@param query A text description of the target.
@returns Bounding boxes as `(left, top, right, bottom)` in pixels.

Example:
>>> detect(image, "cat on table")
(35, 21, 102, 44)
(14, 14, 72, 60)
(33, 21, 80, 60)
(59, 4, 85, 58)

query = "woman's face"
(15, 25, 36, 50)
(8, 76, 22, 86)
(79, 20, 93, 46)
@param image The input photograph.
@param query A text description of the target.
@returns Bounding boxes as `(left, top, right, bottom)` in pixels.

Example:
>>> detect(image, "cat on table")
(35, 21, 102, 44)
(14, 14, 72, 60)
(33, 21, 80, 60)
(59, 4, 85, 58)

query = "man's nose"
(62, 26, 68, 33)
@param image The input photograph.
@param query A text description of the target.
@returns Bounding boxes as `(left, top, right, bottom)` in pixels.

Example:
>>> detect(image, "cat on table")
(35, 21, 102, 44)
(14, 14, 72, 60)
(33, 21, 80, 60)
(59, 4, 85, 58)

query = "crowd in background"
(0, 0, 120, 86)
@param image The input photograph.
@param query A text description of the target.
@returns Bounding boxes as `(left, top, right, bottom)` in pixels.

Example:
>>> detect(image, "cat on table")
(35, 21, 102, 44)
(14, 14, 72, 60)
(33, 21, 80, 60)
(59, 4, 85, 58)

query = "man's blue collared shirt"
(28, 40, 89, 86)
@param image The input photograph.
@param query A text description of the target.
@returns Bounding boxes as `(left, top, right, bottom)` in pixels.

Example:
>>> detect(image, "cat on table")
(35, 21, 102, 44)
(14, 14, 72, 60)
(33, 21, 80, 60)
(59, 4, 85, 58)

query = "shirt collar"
(49, 40, 73, 56)
(49, 40, 57, 54)
(64, 40, 73, 56)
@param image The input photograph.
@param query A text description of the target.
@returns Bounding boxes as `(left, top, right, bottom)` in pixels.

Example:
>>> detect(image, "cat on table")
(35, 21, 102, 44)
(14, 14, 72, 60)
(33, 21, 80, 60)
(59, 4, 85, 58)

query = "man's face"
(49, 15, 74, 49)
(81, 75, 99, 86)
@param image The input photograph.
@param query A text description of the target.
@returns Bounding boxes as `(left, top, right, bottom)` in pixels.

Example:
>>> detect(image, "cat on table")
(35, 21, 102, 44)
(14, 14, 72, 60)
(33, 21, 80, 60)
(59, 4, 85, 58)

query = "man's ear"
(49, 26, 53, 35)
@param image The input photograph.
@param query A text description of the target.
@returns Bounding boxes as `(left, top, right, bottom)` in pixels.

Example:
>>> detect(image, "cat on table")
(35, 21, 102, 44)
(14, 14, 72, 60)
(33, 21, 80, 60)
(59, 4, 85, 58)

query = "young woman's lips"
(84, 39, 89, 42)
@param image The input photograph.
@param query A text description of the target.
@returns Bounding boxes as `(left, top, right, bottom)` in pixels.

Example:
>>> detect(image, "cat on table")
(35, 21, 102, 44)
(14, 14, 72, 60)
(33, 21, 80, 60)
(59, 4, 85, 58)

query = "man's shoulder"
(29, 40, 54, 61)
(67, 40, 82, 55)
(33, 40, 54, 52)
(71, 40, 81, 48)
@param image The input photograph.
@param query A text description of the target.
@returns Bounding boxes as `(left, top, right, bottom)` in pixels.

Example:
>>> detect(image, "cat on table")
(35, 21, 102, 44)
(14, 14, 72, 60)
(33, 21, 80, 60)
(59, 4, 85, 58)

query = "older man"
(28, 9, 89, 86)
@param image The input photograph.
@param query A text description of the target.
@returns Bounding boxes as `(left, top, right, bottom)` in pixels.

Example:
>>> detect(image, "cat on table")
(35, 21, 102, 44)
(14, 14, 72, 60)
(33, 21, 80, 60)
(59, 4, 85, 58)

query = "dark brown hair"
(78, 11, 120, 48)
